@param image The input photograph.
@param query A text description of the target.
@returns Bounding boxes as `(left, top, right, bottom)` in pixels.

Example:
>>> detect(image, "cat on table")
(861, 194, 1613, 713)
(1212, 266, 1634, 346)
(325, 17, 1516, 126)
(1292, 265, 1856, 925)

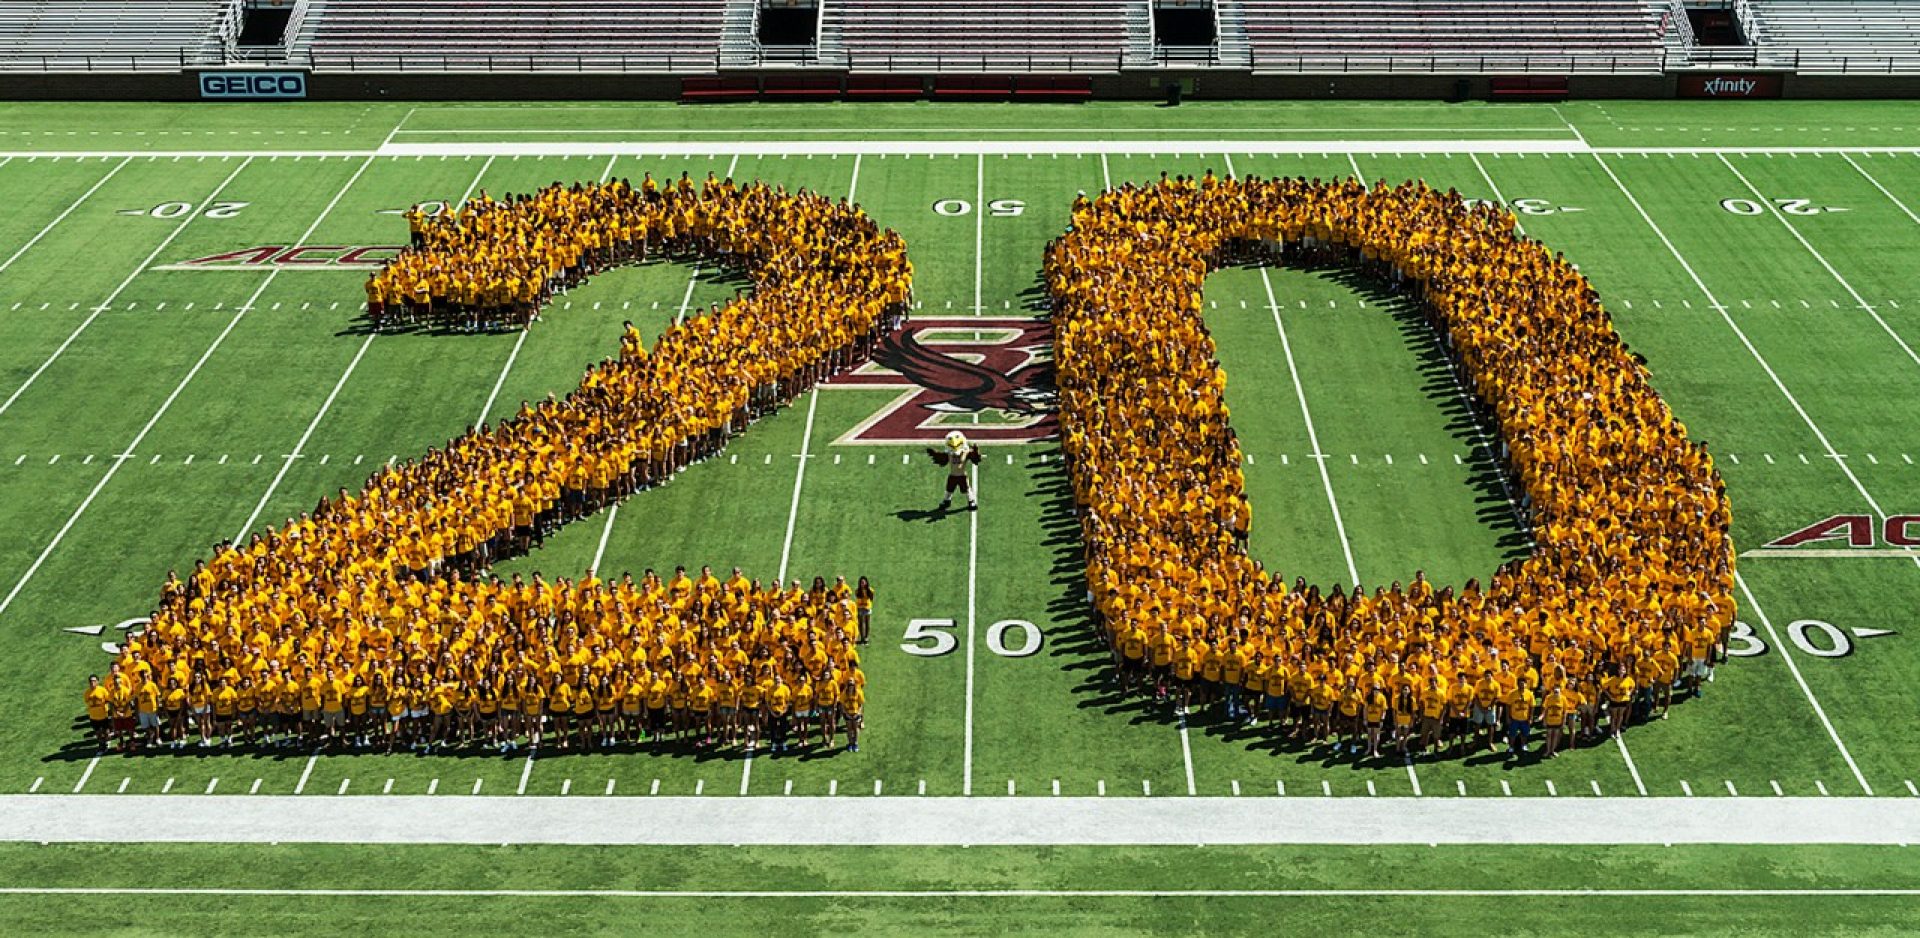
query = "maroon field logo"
(155, 245, 404, 270)
(1754, 513, 1920, 557)
(825, 316, 1056, 446)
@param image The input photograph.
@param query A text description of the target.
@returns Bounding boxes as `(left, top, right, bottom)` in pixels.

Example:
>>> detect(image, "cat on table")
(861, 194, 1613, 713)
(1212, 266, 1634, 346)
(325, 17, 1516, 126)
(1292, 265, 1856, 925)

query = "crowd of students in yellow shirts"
(1048, 172, 1735, 762)
(85, 175, 908, 757)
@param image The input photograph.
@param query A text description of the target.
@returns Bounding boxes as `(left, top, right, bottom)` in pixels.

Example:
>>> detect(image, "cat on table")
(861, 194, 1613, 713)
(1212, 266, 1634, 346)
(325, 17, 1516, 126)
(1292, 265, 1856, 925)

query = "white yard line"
(775, 390, 820, 584)
(0, 157, 378, 625)
(234, 156, 494, 540)
(475, 329, 530, 426)
(28, 144, 1920, 161)
(741, 151, 856, 798)
(234, 333, 376, 539)
(69, 757, 98, 794)
(1614, 736, 1649, 797)
(1476, 152, 1647, 792)
(1467, 153, 1512, 221)
(1735, 574, 1873, 795)
(1593, 152, 1888, 792)
(1597, 155, 1920, 560)
(588, 506, 619, 576)
(393, 126, 1567, 137)
(6, 886, 1920, 899)
(1336, 150, 1425, 797)
(1258, 250, 1361, 585)
(2, 794, 1914, 845)
(963, 464, 980, 797)
(673, 265, 700, 326)
(381, 107, 418, 149)
(0, 156, 130, 272)
(0, 157, 250, 421)
(973, 153, 984, 315)
(1178, 714, 1197, 796)
(375, 141, 1591, 158)
(1716, 154, 1920, 372)
(293, 755, 318, 795)
(458, 155, 496, 204)
(1841, 152, 1920, 226)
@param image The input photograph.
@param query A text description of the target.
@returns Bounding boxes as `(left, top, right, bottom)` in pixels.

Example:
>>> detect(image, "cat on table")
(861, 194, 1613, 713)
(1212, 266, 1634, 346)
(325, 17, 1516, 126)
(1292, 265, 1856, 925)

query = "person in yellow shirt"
(1540, 684, 1570, 759)
(1606, 664, 1636, 738)
(1391, 685, 1417, 758)
(135, 676, 162, 750)
(840, 675, 864, 753)
(767, 677, 792, 755)
(213, 681, 239, 747)
(1505, 684, 1537, 760)
(854, 576, 875, 645)
(1362, 685, 1389, 759)
(84, 675, 112, 754)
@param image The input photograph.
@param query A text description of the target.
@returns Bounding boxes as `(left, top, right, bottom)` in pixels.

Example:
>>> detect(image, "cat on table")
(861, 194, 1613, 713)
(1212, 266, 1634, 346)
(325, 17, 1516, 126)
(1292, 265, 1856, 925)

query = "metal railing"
(1733, 0, 1763, 45)
(8, 38, 1920, 77)
(1250, 52, 1668, 74)
(0, 49, 205, 73)
(214, 0, 245, 57)
(1672, 44, 1920, 73)
(282, 0, 315, 51)
(1664, 0, 1698, 49)
(290, 49, 1134, 74)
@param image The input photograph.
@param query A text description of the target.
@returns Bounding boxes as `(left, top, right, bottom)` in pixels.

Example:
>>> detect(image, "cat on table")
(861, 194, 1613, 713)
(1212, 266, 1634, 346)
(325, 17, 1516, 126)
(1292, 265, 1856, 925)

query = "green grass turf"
(1, 843, 1918, 936)
(0, 102, 1917, 813)
(7, 98, 1920, 149)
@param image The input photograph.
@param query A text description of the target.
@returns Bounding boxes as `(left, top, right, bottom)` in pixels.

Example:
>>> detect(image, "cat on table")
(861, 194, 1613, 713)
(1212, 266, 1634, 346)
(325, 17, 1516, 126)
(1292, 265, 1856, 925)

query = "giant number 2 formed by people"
(84, 169, 1734, 766)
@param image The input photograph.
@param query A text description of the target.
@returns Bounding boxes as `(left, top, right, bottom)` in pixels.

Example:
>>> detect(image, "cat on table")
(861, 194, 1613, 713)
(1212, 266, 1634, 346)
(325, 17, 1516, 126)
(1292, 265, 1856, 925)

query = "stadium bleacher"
(1744, 0, 1920, 73)
(290, 0, 731, 72)
(822, 0, 1136, 73)
(1240, 0, 1672, 73)
(0, 0, 229, 72)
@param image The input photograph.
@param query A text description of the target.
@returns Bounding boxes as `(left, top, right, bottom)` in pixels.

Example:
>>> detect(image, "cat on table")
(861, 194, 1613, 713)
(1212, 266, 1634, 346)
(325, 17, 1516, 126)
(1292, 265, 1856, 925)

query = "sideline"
(0, 886, 1917, 898)
(1, 795, 1915, 845)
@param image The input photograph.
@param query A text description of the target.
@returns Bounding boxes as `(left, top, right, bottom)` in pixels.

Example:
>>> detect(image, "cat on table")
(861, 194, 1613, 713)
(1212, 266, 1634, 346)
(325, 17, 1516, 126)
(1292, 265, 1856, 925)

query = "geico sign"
(199, 71, 307, 100)
(155, 245, 401, 271)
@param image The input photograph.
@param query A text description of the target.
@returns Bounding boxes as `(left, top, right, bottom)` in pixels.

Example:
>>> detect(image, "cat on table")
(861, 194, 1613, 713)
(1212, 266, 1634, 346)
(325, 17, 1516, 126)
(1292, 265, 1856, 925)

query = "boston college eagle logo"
(825, 316, 1056, 446)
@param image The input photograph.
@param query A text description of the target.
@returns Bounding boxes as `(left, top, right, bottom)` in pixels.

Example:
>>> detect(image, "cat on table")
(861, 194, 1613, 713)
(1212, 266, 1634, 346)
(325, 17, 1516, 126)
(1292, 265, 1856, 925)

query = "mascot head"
(945, 431, 967, 452)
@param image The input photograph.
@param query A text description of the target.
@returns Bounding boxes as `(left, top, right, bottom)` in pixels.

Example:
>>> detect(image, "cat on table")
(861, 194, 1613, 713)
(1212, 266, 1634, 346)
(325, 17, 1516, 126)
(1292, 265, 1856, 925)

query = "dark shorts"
(944, 473, 970, 493)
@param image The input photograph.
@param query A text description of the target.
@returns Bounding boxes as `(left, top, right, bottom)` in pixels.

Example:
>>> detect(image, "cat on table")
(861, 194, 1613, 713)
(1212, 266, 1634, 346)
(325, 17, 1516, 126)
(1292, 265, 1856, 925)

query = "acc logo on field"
(1756, 513, 1920, 555)
(156, 245, 403, 270)
(825, 316, 1055, 446)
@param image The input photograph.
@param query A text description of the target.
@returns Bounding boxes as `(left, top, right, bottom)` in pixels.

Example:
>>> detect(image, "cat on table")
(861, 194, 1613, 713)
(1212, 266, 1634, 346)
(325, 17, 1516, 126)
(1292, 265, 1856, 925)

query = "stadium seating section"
(291, 0, 730, 71)
(823, 0, 1133, 73)
(1240, 0, 1671, 73)
(0, 0, 227, 72)
(1744, 0, 1920, 73)
(9, 0, 1920, 80)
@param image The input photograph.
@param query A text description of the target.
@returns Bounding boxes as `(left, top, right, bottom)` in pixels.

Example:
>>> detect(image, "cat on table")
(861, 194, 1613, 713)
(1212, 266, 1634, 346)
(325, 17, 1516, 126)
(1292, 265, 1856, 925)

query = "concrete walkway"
(3, 795, 1916, 845)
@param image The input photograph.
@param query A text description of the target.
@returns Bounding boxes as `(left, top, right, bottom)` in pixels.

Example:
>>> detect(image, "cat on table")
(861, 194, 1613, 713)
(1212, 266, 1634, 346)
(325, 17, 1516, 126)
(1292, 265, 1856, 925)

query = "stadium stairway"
(1123, 0, 1157, 69)
(1214, 1, 1253, 69)
(718, 0, 763, 68)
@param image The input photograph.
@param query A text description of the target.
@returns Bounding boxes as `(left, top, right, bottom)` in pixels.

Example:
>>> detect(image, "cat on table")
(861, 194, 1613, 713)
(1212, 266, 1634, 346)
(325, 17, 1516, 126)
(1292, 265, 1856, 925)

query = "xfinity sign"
(1699, 78, 1758, 96)
(1677, 72, 1783, 99)
(199, 71, 307, 100)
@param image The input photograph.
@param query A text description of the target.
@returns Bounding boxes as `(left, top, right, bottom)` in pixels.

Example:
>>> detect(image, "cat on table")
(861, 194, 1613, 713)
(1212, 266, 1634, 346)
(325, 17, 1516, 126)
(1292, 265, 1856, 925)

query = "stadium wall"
(3, 69, 1918, 102)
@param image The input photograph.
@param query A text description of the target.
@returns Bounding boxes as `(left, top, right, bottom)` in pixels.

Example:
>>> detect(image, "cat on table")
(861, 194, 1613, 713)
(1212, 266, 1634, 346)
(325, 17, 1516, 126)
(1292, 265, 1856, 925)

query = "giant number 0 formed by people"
(85, 169, 1735, 765)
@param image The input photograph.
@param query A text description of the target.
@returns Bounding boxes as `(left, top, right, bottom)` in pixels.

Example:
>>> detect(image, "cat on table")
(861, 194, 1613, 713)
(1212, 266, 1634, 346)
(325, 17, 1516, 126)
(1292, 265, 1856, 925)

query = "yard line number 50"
(902, 617, 1042, 658)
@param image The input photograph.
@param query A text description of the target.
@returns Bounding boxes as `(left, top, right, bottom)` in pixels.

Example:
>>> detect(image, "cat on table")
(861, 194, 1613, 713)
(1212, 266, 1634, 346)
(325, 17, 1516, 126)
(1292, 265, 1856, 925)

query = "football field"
(1, 98, 1919, 931)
